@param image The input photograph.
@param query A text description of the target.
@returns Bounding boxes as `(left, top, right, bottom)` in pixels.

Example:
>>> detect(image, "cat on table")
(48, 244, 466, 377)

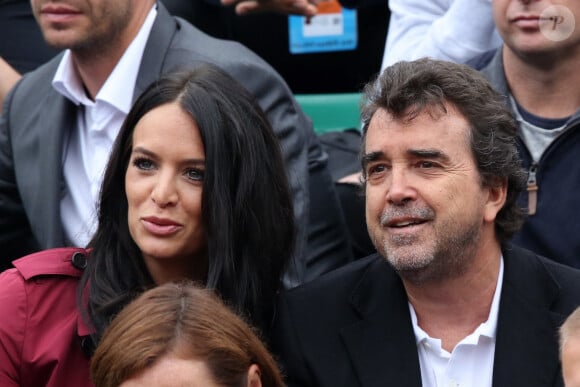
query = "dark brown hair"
(91, 282, 285, 387)
(360, 58, 527, 242)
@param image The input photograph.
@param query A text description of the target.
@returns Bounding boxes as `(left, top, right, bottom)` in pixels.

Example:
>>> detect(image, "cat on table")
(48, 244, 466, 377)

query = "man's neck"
(503, 46, 580, 119)
(69, 2, 155, 100)
(71, 46, 126, 101)
(403, 242, 502, 352)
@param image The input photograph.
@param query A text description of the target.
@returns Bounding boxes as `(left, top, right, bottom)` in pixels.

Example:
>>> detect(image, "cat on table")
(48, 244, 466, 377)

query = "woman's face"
(125, 102, 206, 283)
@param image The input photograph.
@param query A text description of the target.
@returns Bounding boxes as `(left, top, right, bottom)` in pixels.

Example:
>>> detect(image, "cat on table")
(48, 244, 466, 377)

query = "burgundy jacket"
(0, 247, 93, 387)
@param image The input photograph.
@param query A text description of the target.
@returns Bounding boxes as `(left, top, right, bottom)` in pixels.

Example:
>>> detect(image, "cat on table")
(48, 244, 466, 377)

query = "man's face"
(30, 0, 133, 51)
(363, 105, 504, 285)
(493, 0, 580, 56)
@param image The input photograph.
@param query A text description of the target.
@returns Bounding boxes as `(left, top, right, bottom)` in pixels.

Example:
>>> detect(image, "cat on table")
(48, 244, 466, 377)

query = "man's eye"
(186, 168, 204, 181)
(368, 164, 386, 175)
(133, 157, 155, 170)
(417, 161, 437, 168)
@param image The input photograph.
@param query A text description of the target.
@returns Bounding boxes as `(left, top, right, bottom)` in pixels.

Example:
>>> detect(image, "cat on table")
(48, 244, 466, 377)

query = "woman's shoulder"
(0, 247, 92, 386)
(10, 247, 90, 280)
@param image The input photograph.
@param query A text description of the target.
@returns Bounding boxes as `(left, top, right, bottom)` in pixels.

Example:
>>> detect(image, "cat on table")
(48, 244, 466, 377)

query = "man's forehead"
(364, 104, 472, 155)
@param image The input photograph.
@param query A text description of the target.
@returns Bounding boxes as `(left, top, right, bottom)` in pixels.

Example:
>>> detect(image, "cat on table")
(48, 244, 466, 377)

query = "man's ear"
(483, 176, 508, 223)
(247, 364, 262, 387)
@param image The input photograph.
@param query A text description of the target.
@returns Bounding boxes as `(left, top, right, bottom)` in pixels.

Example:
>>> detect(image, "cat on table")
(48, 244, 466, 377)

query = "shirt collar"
(409, 256, 505, 345)
(52, 5, 157, 113)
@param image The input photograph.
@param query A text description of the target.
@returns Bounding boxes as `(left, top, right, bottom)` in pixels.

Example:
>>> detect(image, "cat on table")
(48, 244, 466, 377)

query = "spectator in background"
(0, 0, 353, 285)
(382, 0, 502, 69)
(475, 0, 580, 269)
(561, 308, 580, 387)
(0, 66, 295, 386)
(272, 59, 580, 387)
(91, 282, 285, 387)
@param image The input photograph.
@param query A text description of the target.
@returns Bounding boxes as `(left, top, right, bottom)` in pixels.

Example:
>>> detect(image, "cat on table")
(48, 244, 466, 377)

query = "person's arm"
(221, 0, 318, 17)
(0, 58, 21, 114)
(0, 79, 40, 273)
(382, 0, 501, 69)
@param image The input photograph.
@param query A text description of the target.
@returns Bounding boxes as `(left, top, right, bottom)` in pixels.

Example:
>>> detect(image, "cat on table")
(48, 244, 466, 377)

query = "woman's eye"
(186, 168, 204, 181)
(133, 157, 155, 170)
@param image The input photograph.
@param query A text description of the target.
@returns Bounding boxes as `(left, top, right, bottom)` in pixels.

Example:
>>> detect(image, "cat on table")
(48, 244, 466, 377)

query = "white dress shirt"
(410, 257, 504, 387)
(52, 6, 157, 247)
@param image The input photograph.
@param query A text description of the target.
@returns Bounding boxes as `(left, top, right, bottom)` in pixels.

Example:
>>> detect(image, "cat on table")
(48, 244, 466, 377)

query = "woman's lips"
(141, 217, 183, 236)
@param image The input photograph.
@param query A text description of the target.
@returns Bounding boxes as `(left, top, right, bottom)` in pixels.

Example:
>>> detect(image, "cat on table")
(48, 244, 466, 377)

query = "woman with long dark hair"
(0, 64, 294, 387)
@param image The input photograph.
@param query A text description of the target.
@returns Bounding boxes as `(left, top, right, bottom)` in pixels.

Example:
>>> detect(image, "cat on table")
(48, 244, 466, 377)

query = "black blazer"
(272, 244, 580, 386)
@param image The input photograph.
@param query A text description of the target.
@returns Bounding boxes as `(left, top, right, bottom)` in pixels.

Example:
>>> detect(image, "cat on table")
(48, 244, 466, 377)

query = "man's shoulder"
(163, 17, 274, 77)
(6, 54, 62, 108)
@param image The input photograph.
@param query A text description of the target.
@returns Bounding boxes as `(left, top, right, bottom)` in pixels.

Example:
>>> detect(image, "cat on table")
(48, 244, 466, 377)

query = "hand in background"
(222, 0, 320, 17)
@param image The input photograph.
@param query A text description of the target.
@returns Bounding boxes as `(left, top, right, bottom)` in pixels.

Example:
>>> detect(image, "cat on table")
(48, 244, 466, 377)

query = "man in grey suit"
(0, 0, 353, 286)
(272, 59, 580, 386)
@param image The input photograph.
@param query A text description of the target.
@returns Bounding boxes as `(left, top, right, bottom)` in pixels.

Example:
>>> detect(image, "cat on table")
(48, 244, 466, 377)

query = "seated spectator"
(272, 58, 580, 386)
(91, 282, 285, 387)
(561, 307, 580, 387)
(0, 65, 294, 386)
(477, 0, 580, 268)
(382, 0, 502, 69)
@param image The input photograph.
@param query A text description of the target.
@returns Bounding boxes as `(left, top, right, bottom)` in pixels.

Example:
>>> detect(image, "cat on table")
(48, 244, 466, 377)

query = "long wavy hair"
(80, 65, 295, 343)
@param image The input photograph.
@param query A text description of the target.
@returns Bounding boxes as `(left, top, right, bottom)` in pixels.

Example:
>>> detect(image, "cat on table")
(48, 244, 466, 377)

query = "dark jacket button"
(71, 252, 87, 270)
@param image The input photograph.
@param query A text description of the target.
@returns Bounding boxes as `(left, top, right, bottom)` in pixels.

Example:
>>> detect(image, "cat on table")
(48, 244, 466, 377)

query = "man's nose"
(385, 167, 417, 205)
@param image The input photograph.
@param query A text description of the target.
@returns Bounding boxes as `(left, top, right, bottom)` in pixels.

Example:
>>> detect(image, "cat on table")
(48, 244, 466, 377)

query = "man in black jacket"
(272, 58, 580, 387)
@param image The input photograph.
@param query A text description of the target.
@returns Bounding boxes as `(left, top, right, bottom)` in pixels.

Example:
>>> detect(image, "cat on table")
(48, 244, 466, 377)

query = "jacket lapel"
(32, 90, 74, 247)
(134, 2, 176, 101)
(340, 259, 422, 387)
(493, 246, 563, 386)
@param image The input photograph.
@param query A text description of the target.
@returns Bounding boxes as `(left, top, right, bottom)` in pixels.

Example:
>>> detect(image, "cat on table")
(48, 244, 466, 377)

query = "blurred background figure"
(477, 0, 580, 268)
(91, 282, 285, 387)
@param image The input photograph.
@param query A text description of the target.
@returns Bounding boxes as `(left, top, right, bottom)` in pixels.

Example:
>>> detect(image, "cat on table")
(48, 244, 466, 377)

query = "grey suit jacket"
(272, 244, 580, 386)
(0, 3, 319, 275)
